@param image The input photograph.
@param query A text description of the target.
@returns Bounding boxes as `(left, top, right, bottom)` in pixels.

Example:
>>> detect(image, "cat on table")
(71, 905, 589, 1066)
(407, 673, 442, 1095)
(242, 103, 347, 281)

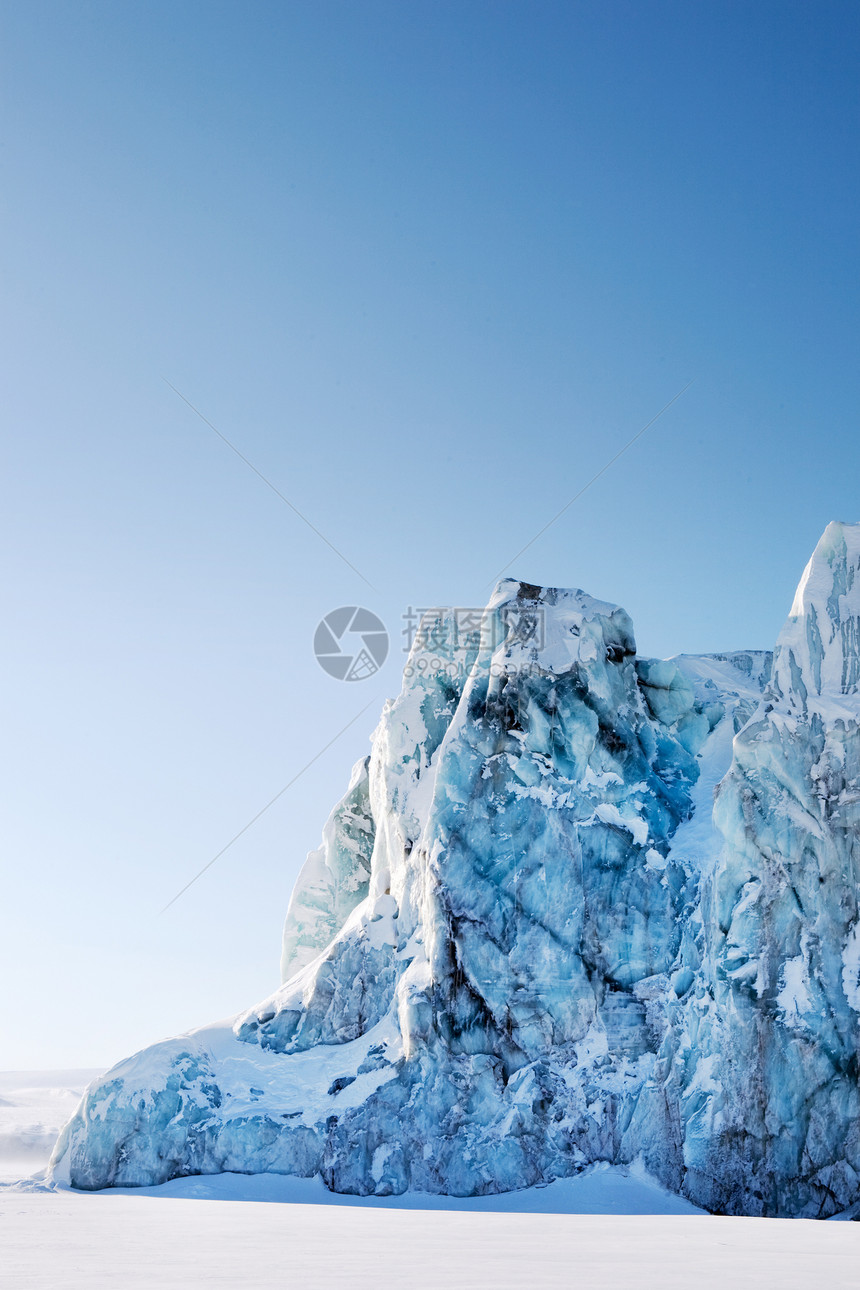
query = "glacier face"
(50, 523, 860, 1216)
(690, 522, 860, 1214)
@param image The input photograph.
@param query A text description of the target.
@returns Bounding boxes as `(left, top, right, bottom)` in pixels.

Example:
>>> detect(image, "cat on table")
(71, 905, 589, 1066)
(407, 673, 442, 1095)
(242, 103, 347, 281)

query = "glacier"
(50, 521, 860, 1217)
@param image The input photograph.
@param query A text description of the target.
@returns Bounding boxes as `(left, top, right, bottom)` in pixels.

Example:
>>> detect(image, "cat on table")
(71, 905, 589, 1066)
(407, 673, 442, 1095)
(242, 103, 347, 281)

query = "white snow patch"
(842, 922, 860, 1013)
(594, 802, 649, 846)
(777, 955, 812, 1025)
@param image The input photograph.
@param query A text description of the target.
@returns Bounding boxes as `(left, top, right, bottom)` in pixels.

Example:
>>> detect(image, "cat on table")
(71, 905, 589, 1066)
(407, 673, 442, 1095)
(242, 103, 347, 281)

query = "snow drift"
(51, 522, 860, 1217)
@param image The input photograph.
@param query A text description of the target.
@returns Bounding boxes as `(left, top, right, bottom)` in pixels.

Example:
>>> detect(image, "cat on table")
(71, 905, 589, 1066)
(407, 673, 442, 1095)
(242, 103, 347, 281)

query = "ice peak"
(488, 577, 618, 617)
(771, 520, 860, 712)
(482, 578, 636, 674)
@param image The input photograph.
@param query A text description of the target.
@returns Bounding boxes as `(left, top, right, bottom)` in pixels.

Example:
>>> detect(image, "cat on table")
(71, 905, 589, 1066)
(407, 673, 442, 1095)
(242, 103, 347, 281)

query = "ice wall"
(50, 524, 860, 1217)
(687, 521, 860, 1214)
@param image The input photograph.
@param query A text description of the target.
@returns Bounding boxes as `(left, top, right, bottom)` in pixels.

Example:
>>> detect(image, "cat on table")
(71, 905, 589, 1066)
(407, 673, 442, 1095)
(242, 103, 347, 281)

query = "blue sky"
(2, 1, 858, 1066)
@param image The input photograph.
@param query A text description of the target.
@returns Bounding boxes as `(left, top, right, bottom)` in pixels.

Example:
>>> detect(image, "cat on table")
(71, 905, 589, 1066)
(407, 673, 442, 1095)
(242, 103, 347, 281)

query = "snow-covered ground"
(2, 1070, 858, 1287)
(3, 1179, 859, 1289)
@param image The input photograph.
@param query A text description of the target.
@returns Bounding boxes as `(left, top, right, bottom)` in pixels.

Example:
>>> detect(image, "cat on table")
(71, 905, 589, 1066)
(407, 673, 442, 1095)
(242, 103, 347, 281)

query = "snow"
(593, 801, 650, 845)
(842, 921, 860, 1012)
(2, 1181, 859, 1289)
(777, 953, 813, 1025)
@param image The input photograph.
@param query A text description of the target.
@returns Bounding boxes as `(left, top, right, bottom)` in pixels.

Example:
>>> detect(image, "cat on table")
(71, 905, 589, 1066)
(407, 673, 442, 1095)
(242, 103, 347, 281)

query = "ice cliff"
(51, 522, 860, 1217)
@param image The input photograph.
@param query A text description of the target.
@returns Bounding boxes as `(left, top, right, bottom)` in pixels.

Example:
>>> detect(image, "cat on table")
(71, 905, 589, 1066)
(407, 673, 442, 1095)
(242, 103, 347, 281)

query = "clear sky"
(2, 0, 858, 1067)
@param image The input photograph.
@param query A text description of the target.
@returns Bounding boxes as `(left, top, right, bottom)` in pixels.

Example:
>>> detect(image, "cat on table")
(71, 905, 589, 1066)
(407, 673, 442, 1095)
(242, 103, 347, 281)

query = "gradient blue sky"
(2, 0, 858, 1066)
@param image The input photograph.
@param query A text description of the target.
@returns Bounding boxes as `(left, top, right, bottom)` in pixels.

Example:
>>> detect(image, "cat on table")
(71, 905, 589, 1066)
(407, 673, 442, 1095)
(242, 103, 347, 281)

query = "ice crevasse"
(50, 521, 860, 1217)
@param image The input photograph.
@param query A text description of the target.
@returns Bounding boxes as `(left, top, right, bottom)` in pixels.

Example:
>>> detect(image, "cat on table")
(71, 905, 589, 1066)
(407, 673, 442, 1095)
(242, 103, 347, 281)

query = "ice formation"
(51, 522, 860, 1217)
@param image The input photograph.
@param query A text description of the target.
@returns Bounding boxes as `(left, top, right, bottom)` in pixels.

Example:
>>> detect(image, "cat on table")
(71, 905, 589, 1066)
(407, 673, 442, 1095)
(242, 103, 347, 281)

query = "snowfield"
(2, 1175, 859, 1289)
